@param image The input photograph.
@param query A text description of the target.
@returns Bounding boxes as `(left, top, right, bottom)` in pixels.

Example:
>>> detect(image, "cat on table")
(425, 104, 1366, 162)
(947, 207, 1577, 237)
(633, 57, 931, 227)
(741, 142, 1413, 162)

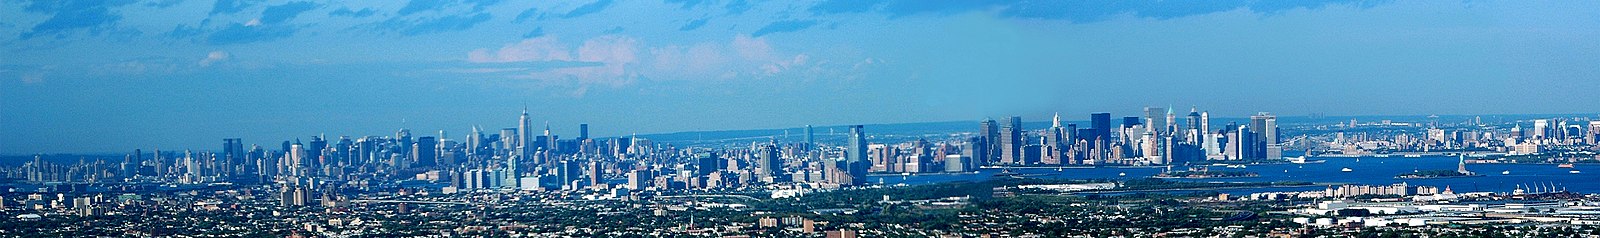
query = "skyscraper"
(519, 108, 533, 158)
(288, 141, 306, 177)
(223, 138, 244, 174)
(579, 123, 589, 140)
(980, 119, 999, 164)
(803, 125, 814, 151)
(999, 125, 1019, 164)
(1145, 107, 1167, 136)
(1002, 116, 1023, 165)
(1090, 113, 1111, 143)
(1250, 113, 1278, 159)
(846, 125, 868, 185)
(756, 143, 781, 179)
(413, 136, 437, 167)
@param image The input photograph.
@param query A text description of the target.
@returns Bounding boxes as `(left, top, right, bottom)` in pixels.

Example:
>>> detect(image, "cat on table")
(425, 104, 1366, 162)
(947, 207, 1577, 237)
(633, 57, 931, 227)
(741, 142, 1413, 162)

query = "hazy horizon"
(6, 0, 1600, 153)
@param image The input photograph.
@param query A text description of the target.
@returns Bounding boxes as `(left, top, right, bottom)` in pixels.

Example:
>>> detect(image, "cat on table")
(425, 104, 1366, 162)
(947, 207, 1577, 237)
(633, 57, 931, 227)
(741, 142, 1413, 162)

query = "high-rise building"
(308, 136, 327, 168)
(1002, 116, 1024, 165)
(579, 123, 589, 140)
(1091, 113, 1111, 142)
(223, 138, 244, 168)
(979, 119, 999, 164)
(467, 126, 483, 157)
(1533, 119, 1550, 140)
(287, 141, 306, 176)
(1250, 113, 1278, 159)
(519, 108, 534, 158)
(756, 143, 781, 179)
(1588, 121, 1600, 145)
(803, 125, 815, 151)
(413, 136, 437, 167)
(1000, 125, 1020, 164)
(846, 125, 868, 185)
(961, 136, 986, 169)
(1145, 107, 1167, 137)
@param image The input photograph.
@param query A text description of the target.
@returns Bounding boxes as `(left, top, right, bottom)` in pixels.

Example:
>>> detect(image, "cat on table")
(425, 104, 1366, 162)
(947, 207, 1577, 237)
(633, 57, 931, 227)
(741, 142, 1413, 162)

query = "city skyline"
(3, 109, 1597, 154)
(5, 1, 1600, 153)
(8, 1, 1600, 236)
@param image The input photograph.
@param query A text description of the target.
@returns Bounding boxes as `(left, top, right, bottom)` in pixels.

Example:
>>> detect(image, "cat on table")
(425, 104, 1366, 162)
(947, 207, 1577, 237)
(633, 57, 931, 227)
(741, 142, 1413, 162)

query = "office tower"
(756, 143, 781, 179)
(1002, 116, 1024, 164)
(1184, 108, 1201, 142)
(1091, 113, 1111, 142)
(579, 123, 589, 140)
(223, 138, 244, 168)
(999, 125, 1020, 164)
(184, 150, 201, 182)
(500, 128, 518, 153)
(288, 141, 306, 176)
(466, 126, 482, 157)
(961, 137, 987, 169)
(396, 129, 413, 158)
(1043, 113, 1066, 165)
(1065, 123, 1079, 143)
(588, 160, 601, 189)
(695, 153, 720, 176)
(1145, 107, 1167, 136)
(1533, 119, 1550, 140)
(980, 119, 999, 164)
(335, 136, 352, 164)
(411, 136, 437, 167)
(560, 160, 581, 189)
(505, 149, 520, 188)
(543, 124, 557, 154)
(944, 154, 966, 173)
(1250, 113, 1278, 158)
(846, 125, 868, 185)
(1199, 111, 1211, 136)
(1048, 113, 1065, 145)
(803, 125, 815, 151)
(627, 170, 651, 190)
(308, 136, 327, 167)
(1588, 121, 1600, 145)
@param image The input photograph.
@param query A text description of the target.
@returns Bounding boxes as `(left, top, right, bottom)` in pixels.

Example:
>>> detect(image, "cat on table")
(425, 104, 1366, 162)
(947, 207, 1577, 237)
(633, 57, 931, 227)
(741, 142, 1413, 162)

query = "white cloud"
(467, 35, 640, 87)
(198, 51, 231, 67)
(468, 36, 573, 63)
(465, 34, 852, 90)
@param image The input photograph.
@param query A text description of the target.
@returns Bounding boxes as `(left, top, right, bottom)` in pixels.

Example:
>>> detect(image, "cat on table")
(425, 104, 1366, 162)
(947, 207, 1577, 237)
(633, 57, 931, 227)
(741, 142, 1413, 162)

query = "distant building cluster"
(1310, 116, 1600, 158)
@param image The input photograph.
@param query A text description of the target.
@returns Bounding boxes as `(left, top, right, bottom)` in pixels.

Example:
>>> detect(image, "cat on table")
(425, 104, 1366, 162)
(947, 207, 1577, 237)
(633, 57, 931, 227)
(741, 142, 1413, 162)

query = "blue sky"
(2, 0, 1598, 153)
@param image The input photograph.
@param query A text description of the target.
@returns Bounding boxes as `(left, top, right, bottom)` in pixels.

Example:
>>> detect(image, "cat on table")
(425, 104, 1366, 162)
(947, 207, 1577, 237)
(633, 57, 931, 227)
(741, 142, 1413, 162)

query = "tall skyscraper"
(223, 138, 244, 170)
(1250, 113, 1278, 159)
(466, 126, 483, 157)
(756, 143, 781, 179)
(1091, 113, 1111, 142)
(980, 119, 999, 164)
(1003, 116, 1023, 164)
(308, 136, 327, 168)
(1145, 107, 1167, 136)
(518, 108, 534, 158)
(288, 141, 306, 176)
(999, 125, 1019, 164)
(803, 125, 814, 151)
(413, 136, 438, 167)
(396, 129, 413, 158)
(579, 123, 589, 140)
(846, 125, 868, 185)
(962, 136, 988, 169)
